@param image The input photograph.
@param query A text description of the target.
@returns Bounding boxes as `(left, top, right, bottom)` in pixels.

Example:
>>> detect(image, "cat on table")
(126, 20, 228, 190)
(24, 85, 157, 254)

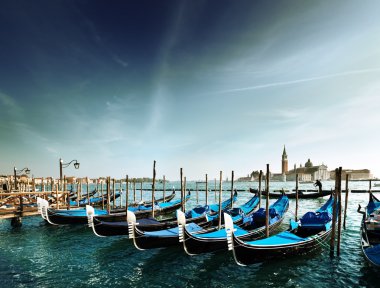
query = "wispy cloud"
(0, 91, 23, 117)
(208, 67, 380, 95)
(112, 54, 129, 67)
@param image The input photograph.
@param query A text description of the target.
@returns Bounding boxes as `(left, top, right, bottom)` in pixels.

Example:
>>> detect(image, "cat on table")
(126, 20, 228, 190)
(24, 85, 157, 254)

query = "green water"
(0, 181, 379, 287)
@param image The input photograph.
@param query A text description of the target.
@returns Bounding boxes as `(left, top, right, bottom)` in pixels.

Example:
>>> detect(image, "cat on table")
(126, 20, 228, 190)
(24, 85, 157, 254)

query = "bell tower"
(282, 145, 288, 174)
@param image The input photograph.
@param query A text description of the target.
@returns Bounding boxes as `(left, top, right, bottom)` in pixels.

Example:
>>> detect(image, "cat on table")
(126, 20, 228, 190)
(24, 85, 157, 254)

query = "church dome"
(305, 158, 313, 168)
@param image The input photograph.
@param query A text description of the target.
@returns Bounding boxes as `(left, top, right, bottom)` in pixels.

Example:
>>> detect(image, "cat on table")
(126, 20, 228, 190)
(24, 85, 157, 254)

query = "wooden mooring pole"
(126, 175, 129, 212)
(65, 176, 70, 210)
(101, 180, 105, 210)
(295, 173, 299, 221)
(265, 164, 270, 238)
(107, 177, 111, 214)
(163, 175, 166, 202)
(330, 168, 339, 257)
(133, 179, 136, 203)
(337, 167, 343, 256)
(343, 174, 349, 229)
(230, 171, 234, 209)
(196, 181, 199, 204)
(205, 174, 208, 205)
(119, 180, 122, 209)
(87, 177, 90, 206)
(113, 178, 116, 209)
(258, 170, 262, 208)
(180, 168, 184, 211)
(184, 176, 187, 213)
(214, 178, 217, 202)
(152, 160, 156, 218)
(218, 171, 223, 230)
(77, 180, 80, 208)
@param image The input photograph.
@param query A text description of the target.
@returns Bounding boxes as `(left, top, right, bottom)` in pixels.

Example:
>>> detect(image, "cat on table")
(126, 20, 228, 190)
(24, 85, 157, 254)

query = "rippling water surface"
(0, 180, 379, 287)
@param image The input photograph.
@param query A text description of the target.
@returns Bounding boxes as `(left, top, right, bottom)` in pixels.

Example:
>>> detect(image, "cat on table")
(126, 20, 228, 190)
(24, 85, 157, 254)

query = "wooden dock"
(0, 191, 69, 225)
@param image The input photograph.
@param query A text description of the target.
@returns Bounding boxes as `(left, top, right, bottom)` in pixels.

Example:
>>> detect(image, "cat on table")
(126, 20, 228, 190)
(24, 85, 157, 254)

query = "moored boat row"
(35, 187, 354, 266)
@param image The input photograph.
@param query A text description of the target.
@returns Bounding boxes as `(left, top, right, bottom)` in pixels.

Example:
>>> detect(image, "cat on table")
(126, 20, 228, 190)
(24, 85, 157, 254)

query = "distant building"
(245, 146, 374, 182)
(330, 169, 372, 180)
(286, 160, 329, 181)
(237, 174, 254, 182)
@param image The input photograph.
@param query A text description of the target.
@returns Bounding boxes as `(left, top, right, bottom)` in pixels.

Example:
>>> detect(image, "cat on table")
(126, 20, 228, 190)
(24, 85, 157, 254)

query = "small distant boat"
(359, 193, 380, 267)
(250, 188, 332, 199)
(226, 193, 337, 265)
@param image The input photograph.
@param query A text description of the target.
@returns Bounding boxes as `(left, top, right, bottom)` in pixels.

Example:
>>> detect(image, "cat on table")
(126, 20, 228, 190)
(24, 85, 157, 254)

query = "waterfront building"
(286, 160, 329, 181)
(245, 146, 373, 182)
(330, 169, 372, 180)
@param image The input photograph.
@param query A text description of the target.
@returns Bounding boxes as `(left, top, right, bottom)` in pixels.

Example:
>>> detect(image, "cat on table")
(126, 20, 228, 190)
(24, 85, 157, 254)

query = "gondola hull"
(91, 214, 208, 237)
(182, 195, 289, 255)
(183, 215, 285, 255)
(96, 198, 188, 222)
(46, 208, 113, 225)
(231, 229, 331, 265)
(359, 193, 380, 267)
(133, 227, 183, 249)
(253, 189, 332, 199)
(131, 221, 212, 250)
(226, 194, 336, 265)
(45, 197, 187, 225)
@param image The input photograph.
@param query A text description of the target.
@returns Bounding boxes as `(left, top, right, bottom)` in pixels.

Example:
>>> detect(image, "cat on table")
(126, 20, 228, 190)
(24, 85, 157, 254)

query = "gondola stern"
(40, 199, 59, 225)
(177, 210, 186, 243)
(36, 197, 45, 219)
(85, 205, 106, 237)
(224, 212, 246, 266)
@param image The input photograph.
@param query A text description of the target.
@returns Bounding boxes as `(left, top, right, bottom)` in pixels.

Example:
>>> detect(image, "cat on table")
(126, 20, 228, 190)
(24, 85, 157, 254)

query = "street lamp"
(59, 158, 80, 184)
(13, 167, 30, 191)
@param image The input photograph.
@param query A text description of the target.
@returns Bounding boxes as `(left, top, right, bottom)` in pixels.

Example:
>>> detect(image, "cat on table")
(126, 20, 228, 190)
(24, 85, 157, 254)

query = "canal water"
(0, 180, 378, 287)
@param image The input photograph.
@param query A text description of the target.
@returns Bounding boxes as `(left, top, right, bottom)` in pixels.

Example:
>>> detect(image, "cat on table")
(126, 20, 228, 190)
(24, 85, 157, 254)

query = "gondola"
(38, 192, 189, 225)
(68, 192, 121, 207)
(68, 188, 98, 201)
(250, 188, 332, 199)
(128, 209, 210, 249)
(69, 189, 174, 207)
(86, 206, 208, 237)
(185, 190, 237, 221)
(95, 191, 191, 222)
(178, 193, 289, 255)
(226, 193, 336, 265)
(128, 190, 176, 206)
(87, 191, 235, 237)
(127, 193, 259, 250)
(358, 193, 380, 267)
(38, 197, 110, 225)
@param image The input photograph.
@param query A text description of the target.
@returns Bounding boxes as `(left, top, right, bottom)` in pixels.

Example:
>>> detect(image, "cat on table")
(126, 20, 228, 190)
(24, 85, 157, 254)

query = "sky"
(1, 0, 380, 181)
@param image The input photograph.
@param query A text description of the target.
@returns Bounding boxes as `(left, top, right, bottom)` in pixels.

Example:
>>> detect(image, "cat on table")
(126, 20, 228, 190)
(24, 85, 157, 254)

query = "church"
(246, 146, 372, 182)
(268, 146, 329, 182)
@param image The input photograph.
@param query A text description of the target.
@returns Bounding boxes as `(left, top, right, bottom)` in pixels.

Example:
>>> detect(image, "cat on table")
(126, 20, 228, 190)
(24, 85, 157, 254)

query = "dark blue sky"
(1, 0, 380, 179)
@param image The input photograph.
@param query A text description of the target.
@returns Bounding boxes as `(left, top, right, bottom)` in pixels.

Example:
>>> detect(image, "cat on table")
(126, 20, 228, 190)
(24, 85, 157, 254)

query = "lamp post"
(59, 158, 80, 187)
(13, 167, 30, 191)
